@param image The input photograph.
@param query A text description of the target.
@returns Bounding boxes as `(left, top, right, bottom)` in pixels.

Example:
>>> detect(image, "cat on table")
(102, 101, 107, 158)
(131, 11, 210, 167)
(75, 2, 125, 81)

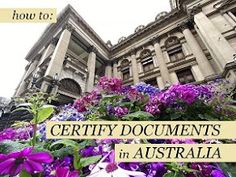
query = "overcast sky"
(0, 0, 171, 98)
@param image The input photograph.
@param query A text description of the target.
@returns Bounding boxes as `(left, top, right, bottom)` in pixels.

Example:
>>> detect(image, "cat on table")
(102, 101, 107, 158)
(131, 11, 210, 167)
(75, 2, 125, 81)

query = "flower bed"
(0, 77, 235, 177)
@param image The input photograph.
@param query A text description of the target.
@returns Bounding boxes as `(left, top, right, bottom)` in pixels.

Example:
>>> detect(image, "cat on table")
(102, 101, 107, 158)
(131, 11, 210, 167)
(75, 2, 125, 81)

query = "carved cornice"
(88, 45, 98, 53)
(111, 9, 180, 50)
(63, 23, 75, 32)
(149, 36, 161, 45)
(51, 37, 58, 45)
(177, 21, 189, 31)
(215, 0, 235, 10)
(189, 4, 202, 17)
(128, 48, 137, 56)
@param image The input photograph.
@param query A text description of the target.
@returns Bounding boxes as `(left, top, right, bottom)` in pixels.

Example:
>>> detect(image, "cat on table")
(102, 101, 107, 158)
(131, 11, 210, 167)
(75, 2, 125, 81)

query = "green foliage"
(19, 170, 32, 177)
(219, 163, 236, 176)
(122, 111, 153, 121)
(34, 106, 54, 124)
(52, 146, 74, 158)
(0, 140, 26, 154)
(50, 139, 80, 149)
(164, 172, 184, 177)
(79, 155, 102, 168)
(165, 163, 197, 176)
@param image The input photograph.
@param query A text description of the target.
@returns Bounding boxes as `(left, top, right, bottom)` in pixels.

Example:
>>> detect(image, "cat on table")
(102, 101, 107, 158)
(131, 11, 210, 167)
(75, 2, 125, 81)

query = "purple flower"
(211, 169, 225, 177)
(114, 106, 129, 117)
(145, 104, 160, 115)
(55, 167, 79, 177)
(0, 147, 53, 176)
(134, 82, 160, 95)
(0, 128, 16, 141)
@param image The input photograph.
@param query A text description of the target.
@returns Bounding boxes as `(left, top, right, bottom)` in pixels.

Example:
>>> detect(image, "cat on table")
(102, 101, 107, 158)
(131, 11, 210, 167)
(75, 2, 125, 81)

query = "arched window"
(140, 49, 154, 72)
(120, 59, 130, 80)
(165, 36, 184, 62)
(59, 79, 81, 96)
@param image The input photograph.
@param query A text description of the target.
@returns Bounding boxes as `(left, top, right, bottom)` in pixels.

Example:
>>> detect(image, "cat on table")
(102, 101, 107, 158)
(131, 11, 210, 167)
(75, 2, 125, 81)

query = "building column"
(223, 12, 236, 29)
(130, 50, 139, 84)
(157, 76, 164, 90)
(113, 61, 119, 78)
(179, 22, 215, 78)
(38, 38, 57, 66)
(153, 38, 171, 85)
(45, 23, 73, 78)
(194, 12, 235, 70)
(170, 72, 179, 84)
(191, 65, 204, 82)
(86, 46, 97, 92)
(105, 63, 112, 78)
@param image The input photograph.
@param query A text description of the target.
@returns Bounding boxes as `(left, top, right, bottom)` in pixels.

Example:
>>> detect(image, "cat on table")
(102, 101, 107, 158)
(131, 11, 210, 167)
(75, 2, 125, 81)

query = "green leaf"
(50, 139, 79, 149)
(101, 95, 124, 102)
(73, 148, 80, 170)
(0, 140, 27, 154)
(80, 155, 102, 168)
(122, 111, 153, 121)
(78, 140, 96, 151)
(164, 172, 184, 177)
(19, 170, 32, 177)
(36, 106, 54, 123)
(163, 172, 176, 177)
(170, 113, 182, 120)
(52, 146, 74, 158)
(11, 107, 31, 113)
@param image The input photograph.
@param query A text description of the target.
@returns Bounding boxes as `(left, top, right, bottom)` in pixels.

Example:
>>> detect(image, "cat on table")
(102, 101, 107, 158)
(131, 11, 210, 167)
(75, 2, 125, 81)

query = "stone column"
(105, 63, 112, 78)
(179, 22, 215, 78)
(130, 50, 139, 84)
(113, 61, 119, 78)
(45, 23, 73, 78)
(157, 76, 164, 90)
(38, 38, 57, 66)
(152, 38, 171, 85)
(223, 12, 236, 29)
(170, 72, 179, 84)
(194, 12, 235, 69)
(86, 46, 97, 92)
(191, 65, 204, 81)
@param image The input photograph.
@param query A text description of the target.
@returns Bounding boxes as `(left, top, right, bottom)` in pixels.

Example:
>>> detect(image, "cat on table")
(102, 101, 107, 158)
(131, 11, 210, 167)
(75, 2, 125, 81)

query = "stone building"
(15, 0, 236, 104)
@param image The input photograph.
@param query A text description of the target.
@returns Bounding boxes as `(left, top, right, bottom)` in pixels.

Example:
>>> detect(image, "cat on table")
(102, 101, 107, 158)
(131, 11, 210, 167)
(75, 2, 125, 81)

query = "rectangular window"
(176, 68, 195, 84)
(142, 58, 154, 72)
(168, 47, 184, 62)
(145, 78, 158, 87)
(122, 69, 130, 80)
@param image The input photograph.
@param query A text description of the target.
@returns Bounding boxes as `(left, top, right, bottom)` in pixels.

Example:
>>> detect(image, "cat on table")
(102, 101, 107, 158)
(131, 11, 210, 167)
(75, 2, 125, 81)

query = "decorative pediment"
(140, 49, 152, 59)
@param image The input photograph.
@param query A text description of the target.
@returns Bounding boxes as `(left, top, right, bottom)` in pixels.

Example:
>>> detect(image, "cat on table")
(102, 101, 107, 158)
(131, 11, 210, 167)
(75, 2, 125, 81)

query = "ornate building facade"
(15, 0, 236, 104)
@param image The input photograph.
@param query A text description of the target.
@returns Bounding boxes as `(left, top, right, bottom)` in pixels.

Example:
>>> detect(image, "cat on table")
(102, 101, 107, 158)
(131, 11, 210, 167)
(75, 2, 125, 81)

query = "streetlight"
(31, 72, 40, 89)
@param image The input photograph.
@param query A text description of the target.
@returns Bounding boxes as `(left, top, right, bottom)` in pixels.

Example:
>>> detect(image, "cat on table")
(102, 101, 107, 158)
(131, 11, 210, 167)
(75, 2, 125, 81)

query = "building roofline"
(110, 9, 181, 50)
(25, 3, 185, 61)
(25, 4, 110, 61)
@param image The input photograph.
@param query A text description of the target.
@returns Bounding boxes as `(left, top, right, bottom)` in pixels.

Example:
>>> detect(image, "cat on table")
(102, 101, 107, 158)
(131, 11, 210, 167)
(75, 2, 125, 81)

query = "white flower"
(88, 162, 146, 177)
(88, 151, 146, 177)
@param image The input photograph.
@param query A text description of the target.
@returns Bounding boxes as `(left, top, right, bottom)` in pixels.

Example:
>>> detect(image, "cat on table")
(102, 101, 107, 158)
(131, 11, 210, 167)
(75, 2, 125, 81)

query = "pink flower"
(97, 77, 123, 93)
(0, 147, 53, 176)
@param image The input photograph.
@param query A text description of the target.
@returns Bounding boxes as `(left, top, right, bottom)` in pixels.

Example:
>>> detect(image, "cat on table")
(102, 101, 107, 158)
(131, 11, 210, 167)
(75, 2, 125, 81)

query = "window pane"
(176, 69, 195, 84)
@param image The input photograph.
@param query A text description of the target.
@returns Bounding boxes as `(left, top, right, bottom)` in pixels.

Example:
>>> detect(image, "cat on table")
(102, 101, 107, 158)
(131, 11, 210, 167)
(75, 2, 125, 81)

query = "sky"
(0, 0, 171, 98)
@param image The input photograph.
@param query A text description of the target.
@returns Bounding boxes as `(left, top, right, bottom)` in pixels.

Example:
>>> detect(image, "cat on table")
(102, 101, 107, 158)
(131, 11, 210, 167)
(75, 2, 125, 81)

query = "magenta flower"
(55, 167, 79, 177)
(0, 147, 53, 176)
(97, 77, 123, 93)
(114, 106, 129, 117)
